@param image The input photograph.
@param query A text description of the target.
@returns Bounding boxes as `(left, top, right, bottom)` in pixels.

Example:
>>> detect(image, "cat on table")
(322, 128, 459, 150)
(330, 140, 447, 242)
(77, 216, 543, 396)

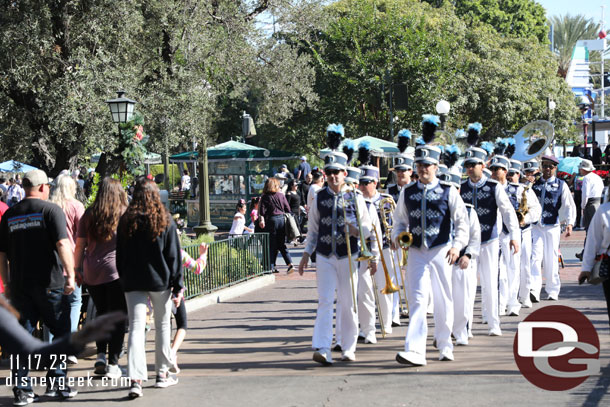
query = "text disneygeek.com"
(5, 373, 131, 389)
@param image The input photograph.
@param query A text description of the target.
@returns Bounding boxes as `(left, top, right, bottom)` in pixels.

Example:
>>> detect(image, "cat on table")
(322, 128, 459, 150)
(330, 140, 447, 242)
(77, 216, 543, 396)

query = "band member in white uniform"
(522, 159, 540, 307)
(530, 155, 576, 302)
(392, 126, 469, 365)
(387, 129, 414, 322)
(490, 155, 540, 317)
(298, 125, 376, 365)
(506, 159, 541, 311)
(445, 165, 481, 345)
(461, 145, 519, 336)
(357, 144, 394, 340)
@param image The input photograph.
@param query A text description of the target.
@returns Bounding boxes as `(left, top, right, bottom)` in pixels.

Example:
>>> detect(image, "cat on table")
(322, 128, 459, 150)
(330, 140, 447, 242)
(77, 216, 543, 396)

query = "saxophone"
(516, 185, 530, 227)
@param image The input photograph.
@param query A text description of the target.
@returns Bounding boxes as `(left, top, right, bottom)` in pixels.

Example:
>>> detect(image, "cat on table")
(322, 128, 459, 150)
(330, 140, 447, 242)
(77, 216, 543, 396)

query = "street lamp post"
(435, 99, 451, 131)
(547, 97, 556, 150)
(194, 136, 218, 237)
(105, 90, 137, 131)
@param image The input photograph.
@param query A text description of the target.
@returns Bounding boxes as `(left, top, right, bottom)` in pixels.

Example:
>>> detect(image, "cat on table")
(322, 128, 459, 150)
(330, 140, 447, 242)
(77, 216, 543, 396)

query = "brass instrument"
(372, 223, 399, 295)
(342, 184, 375, 262)
(371, 272, 386, 338)
(516, 184, 531, 227)
(512, 120, 554, 162)
(378, 197, 409, 314)
(398, 231, 413, 267)
(340, 188, 358, 314)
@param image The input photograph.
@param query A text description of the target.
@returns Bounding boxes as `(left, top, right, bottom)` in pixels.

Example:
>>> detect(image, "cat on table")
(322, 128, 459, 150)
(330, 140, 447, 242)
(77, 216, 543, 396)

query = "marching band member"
(446, 164, 480, 346)
(507, 159, 541, 310)
(460, 123, 519, 337)
(521, 159, 540, 308)
(530, 155, 576, 302)
(357, 141, 395, 341)
(392, 115, 469, 366)
(298, 124, 375, 365)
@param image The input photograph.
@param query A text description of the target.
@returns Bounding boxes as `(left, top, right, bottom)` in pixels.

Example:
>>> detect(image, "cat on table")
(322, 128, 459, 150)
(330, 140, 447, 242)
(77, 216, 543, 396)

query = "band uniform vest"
(315, 187, 359, 258)
(387, 184, 402, 204)
(502, 183, 520, 234)
(460, 178, 499, 243)
(403, 182, 452, 249)
(532, 177, 564, 226)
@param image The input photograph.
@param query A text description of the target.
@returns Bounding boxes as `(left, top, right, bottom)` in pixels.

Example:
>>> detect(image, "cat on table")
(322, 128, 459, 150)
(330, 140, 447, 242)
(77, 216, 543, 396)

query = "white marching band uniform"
(460, 175, 519, 336)
(305, 185, 373, 362)
(530, 175, 576, 301)
(498, 180, 541, 316)
(392, 178, 469, 363)
(357, 193, 383, 343)
(387, 182, 408, 323)
(452, 203, 480, 345)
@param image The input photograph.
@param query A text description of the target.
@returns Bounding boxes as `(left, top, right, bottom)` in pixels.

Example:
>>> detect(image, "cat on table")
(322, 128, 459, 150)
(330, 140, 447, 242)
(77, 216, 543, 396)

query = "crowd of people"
(0, 170, 208, 405)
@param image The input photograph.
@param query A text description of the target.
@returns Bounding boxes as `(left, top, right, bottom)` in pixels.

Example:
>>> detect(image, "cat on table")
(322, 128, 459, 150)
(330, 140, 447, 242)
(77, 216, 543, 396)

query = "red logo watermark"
(513, 305, 600, 391)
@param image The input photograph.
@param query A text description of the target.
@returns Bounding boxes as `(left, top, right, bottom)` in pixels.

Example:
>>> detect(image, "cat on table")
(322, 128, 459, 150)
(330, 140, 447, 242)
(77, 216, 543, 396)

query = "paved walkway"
(1, 231, 609, 406)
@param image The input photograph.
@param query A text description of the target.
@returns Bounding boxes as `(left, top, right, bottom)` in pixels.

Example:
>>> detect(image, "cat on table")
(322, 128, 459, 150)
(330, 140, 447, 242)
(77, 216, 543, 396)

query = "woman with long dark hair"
(258, 177, 294, 273)
(74, 177, 128, 379)
(117, 178, 183, 398)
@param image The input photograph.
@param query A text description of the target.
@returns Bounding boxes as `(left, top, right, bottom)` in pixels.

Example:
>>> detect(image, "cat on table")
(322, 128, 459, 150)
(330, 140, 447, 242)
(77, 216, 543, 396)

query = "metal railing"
(182, 233, 271, 299)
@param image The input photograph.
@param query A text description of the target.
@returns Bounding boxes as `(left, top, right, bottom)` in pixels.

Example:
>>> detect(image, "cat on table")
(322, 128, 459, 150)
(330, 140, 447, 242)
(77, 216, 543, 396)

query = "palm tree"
(549, 14, 599, 78)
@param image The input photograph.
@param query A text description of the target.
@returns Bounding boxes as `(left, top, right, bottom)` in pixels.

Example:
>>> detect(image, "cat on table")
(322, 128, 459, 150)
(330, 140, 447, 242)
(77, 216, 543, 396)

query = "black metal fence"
(182, 233, 271, 299)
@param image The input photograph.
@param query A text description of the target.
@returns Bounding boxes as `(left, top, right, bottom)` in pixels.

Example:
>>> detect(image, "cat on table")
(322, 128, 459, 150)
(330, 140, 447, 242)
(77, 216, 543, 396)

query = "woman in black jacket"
(116, 178, 183, 398)
(259, 177, 294, 273)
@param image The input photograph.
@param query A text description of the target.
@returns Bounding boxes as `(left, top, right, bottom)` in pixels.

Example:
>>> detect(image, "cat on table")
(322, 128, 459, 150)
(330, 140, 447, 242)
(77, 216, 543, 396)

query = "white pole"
(601, 5, 605, 119)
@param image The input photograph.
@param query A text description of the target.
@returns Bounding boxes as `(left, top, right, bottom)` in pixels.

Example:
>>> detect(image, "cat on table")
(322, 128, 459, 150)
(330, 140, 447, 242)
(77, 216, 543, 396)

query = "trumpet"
(378, 197, 409, 314)
(398, 231, 413, 267)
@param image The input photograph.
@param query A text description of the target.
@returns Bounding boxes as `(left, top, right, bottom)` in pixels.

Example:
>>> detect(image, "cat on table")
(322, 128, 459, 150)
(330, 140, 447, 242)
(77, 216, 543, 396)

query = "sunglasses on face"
(326, 169, 341, 175)
(541, 164, 556, 169)
(464, 163, 478, 169)
(491, 167, 505, 172)
(360, 180, 373, 185)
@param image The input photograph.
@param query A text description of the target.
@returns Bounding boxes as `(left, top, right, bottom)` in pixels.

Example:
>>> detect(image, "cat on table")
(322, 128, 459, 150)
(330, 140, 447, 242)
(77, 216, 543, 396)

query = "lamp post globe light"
(105, 90, 137, 124)
(435, 99, 450, 130)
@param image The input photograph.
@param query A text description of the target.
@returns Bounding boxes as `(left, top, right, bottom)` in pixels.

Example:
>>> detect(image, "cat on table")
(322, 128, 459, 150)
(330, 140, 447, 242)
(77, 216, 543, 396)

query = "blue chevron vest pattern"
(502, 183, 519, 234)
(460, 178, 499, 243)
(403, 182, 452, 249)
(315, 187, 359, 258)
(532, 177, 564, 225)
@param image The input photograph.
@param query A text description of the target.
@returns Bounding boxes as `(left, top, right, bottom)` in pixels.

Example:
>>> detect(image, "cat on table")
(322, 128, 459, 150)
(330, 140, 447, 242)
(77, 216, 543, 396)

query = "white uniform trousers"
(452, 260, 475, 344)
(373, 247, 396, 333)
(478, 240, 501, 333)
(357, 261, 376, 340)
(518, 228, 533, 302)
(531, 224, 561, 300)
(312, 254, 359, 354)
(499, 232, 521, 314)
(403, 244, 453, 357)
(466, 258, 478, 338)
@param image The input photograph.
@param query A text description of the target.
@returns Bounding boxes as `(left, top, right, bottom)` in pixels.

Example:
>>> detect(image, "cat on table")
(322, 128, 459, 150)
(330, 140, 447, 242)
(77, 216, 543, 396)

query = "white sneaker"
(396, 351, 427, 366)
(507, 307, 520, 317)
(313, 348, 333, 365)
(439, 349, 454, 361)
(468, 332, 474, 339)
(105, 364, 122, 379)
(489, 328, 502, 336)
(520, 297, 533, 308)
(364, 336, 377, 344)
(155, 372, 179, 388)
(341, 351, 356, 362)
(67, 355, 78, 365)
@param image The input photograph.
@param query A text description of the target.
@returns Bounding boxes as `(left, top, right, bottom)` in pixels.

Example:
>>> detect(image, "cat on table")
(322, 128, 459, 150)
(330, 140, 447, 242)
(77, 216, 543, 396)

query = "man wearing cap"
(357, 164, 397, 342)
(530, 155, 576, 302)
(392, 145, 469, 365)
(507, 159, 541, 309)
(296, 156, 311, 181)
(446, 168, 481, 345)
(576, 159, 603, 260)
(0, 170, 78, 402)
(461, 147, 519, 336)
(386, 154, 414, 204)
(490, 156, 541, 317)
(298, 151, 375, 364)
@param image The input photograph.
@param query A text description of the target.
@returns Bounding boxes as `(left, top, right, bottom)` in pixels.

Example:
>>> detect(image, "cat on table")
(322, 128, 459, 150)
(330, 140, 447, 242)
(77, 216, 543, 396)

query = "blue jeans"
(267, 214, 292, 268)
(44, 284, 82, 342)
(10, 286, 70, 391)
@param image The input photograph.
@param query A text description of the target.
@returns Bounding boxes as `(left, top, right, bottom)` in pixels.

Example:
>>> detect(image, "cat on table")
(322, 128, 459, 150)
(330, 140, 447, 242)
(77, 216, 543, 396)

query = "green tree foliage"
(428, 0, 549, 44)
(549, 14, 599, 78)
(0, 0, 317, 176)
(290, 0, 578, 150)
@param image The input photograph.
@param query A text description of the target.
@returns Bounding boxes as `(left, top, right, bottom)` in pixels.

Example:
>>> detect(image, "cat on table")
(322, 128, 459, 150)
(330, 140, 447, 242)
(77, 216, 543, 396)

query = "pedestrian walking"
(577, 159, 604, 260)
(116, 178, 183, 398)
(74, 177, 129, 379)
(258, 178, 294, 273)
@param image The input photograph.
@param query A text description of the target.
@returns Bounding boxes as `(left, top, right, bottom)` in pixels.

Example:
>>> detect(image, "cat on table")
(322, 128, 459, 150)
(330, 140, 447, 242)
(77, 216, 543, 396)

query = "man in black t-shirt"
(0, 169, 78, 403)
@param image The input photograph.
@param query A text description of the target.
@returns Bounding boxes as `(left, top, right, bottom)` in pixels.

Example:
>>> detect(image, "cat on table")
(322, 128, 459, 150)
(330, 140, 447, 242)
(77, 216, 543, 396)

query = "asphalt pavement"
(0, 231, 609, 406)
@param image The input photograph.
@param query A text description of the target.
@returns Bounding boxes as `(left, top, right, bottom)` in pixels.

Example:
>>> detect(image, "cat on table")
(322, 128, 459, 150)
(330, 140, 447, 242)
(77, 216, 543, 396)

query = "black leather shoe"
(391, 321, 401, 327)
(529, 292, 539, 303)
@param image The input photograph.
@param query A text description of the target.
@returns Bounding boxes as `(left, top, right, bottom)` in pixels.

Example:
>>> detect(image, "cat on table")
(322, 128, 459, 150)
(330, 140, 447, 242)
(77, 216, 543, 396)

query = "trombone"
(371, 222, 399, 338)
(341, 183, 374, 313)
(379, 196, 410, 315)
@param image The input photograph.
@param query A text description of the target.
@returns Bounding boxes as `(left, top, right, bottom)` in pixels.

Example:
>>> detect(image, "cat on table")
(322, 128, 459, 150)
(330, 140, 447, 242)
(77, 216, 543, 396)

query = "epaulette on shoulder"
(460, 179, 468, 185)
(439, 180, 452, 187)
(509, 182, 520, 187)
(487, 178, 499, 185)
(380, 192, 393, 199)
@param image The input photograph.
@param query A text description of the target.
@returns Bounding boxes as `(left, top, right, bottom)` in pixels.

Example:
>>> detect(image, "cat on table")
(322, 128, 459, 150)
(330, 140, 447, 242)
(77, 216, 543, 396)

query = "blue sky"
(536, 0, 608, 22)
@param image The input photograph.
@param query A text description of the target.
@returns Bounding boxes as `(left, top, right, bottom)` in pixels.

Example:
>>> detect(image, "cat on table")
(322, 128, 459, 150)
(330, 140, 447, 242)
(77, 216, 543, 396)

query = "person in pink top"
(47, 174, 85, 360)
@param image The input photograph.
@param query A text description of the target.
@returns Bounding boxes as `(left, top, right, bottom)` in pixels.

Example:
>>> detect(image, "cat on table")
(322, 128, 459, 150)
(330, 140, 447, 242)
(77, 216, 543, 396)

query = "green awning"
(170, 140, 298, 162)
(320, 135, 403, 158)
